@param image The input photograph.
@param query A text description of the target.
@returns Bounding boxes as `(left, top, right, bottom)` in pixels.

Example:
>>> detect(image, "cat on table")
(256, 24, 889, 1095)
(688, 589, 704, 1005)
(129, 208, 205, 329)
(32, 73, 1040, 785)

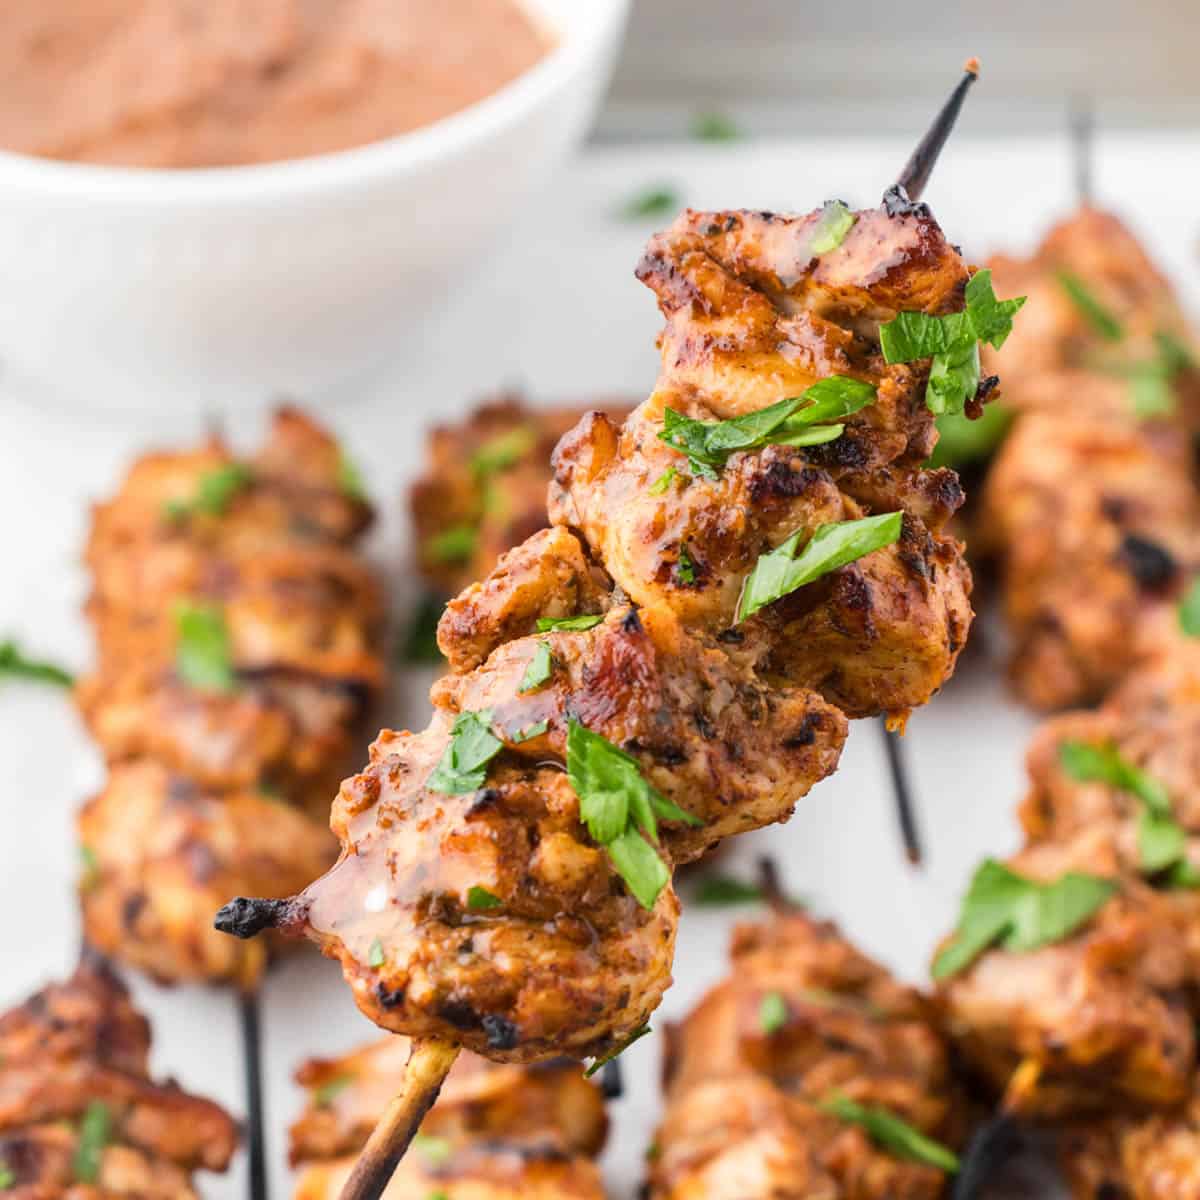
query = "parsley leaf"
(412, 1135, 452, 1166)
(691, 873, 764, 906)
(367, 937, 385, 967)
(164, 463, 253, 522)
(759, 991, 788, 1034)
(426, 525, 476, 564)
(470, 427, 537, 478)
(428, 710, 503, 795)
(649, 466, 678, 495)
(79, 845, 99, 893)
(337, 450, 367, 502)
(809, 200, 856, 255)
(926, 401, 1012, 469)
(659, 376, 876, 478)
(1057, 271, 1123, 341)
(467, 885, 502, 911)
(174, 602, 237, 693)
(0, 640, 73, 687)
(399, 594, 445, 665)
(932, 858, 1114, 981)
(313, 1074, 355, 1107)
(1179, 577, 1200, 637)
(536, 614, 604, 633)
(566, 720, 699, 909)
(510, 719, 549, 743)
(820, 1094, 959, 1173)
(881, 270, 1026, 415)
(0, 1163, 12, 1189)
(73, 1101, 111, 1183)
(691, 112, 739, 141)
(676, 544, 696, 585)
(737, 511, 903, 622)
(518, 641, 554, 694)
(620, 186, 680, 221)
(585, 1024, 652, 1077)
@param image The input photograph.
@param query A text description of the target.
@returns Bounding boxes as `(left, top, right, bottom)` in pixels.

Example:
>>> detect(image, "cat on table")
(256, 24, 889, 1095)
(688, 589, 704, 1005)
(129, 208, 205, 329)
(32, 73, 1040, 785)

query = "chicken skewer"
(217, 62, 1012, 1199)
(74, 410, 386, 1197)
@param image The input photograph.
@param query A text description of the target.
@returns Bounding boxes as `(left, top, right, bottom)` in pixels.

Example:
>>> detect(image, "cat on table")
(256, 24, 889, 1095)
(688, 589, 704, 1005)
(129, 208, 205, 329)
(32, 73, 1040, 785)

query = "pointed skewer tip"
(964, 57, 980, 78)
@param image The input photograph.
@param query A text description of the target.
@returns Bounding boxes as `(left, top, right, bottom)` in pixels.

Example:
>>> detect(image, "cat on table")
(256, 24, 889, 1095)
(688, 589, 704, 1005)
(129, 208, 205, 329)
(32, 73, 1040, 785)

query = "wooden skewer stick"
(337, 1037, 461, 1200)
(879, 718, 924, 867)
(237, 987, 269, 1200)
(1071, 101, 1094, 207)
(893, 58, 980, 203)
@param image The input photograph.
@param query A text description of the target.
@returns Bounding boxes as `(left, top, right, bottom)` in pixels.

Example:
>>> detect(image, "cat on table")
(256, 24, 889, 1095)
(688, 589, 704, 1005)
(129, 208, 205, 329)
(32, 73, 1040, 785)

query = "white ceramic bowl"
(0, 0, 629, 412)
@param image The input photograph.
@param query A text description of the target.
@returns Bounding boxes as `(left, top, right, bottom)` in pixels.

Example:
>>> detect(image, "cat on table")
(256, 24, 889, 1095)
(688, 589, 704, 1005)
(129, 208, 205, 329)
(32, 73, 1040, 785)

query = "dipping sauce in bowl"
(0, 0, 553, 167)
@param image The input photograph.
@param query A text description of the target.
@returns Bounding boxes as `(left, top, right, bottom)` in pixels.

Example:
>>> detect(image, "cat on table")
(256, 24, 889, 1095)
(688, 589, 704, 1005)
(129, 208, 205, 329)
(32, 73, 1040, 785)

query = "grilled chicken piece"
(219, 201, 979, 1069)
(412, 396, 632, 598)
(985, 207, 1200, 420)
(936, 827, 1196, 1117)
(290, 1036, 607, 1199)
(78, 762, 335, 988)
(979, 409, 1200, 710)
(649, 912, 962, 1199)
(0, 954, 236, 1195)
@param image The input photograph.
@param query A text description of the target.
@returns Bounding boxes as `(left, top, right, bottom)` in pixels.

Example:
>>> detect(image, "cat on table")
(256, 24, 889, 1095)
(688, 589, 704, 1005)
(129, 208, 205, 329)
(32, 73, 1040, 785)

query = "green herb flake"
(926, 401, 1012, 469)
(72, 1100, 111, 1184)
(163, 462, 253, 522)
(567, 719, 700, 910)
(881, 270, 1026, 415)
(518, 641, 554, 694)
(337, 450, 368, 502)
(313, 1074, 355, 1107)
(470, 427, 538, 478)
(1057, 271, 1123, 341)
(759, 991, 788, 1035)
(536, 614, 604, 633)
(428, 709, 504, 795)
(79, 845, 99, 892)
(648, 466, 678, 495)
(676, 544, 696, 586)
(510, 719, 549, 744)
(691, 112, 740, 142)
(691, 874, 764, 907)
(584, 1024, 652, 1077)
(0, 640, 74, 687)
(467, 885, 503, 911)
(0, 1162, 12, 1189)
(367, 937, 386, 968)
(737, 511, 903, 623)
(659, 376, 876, 478)
(427, 1192, 450, 1200)
(619, 186, 680, 221)
(412, 1134, 452, 1166)
(931, 858, 1114, 981)
(1179, 578, 1200, 638)
(820, 1094, 960, 1173)
(426, 525, 477, 564)
(1129, 361, 1175, 418)
(174, 602, 237, 694)
(400, 594, 445, 666)
(809, 200, 856, 255)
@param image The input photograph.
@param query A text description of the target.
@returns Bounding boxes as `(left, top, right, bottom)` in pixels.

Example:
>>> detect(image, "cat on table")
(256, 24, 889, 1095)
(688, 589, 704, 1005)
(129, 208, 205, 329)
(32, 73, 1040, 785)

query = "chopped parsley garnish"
(1059, 741, 1195, 884)
(413, 1134, 452, 1166)
(174, 602, 237, 693)
(758, 991, 788, 1035)
(467, 885, 502, 911)
(820, 1094, 960, 1173)
(880, 269, 1026, 415)
(659, 376, 876, 478)
(510, 719, 549, 743)
(79, 845, 99, 892)
(470, 427, 537, 478)
(399, 594, 445, 665)
(337, 450, 368, 502)
(428, 1192, 450, 1200)
(313, 1074, 354, 1107)
(931, 858, 1114, 981)
(691, 873, 764, 906)
(426, 525, 477, 564)
(0, 640, 73, 687)
(620, 186, 680, 221)
(926, 401, 1012, 469)
(0, 1162, 12, 1189)
(428, 709, 503, 795)
(691, 112, 740, 141)
(567, 720, 700, 909)
(809, 200, 856, 255)
(536, 614, 604, 633)
(584, 1024, 652, 1077)
(737, 511, 903, 622)
(1056, 271, 1123, 341)
(648, 466, 678, 495)
(164, 463, 253, 522)
(518, 641, 554, 693)
(367, 937, 386, 968)
(1179, 577, 1200, 637)
(676, 544, 696, 585)
(73, 1101, 111, 1183)
(1093, 331, 1197, 418)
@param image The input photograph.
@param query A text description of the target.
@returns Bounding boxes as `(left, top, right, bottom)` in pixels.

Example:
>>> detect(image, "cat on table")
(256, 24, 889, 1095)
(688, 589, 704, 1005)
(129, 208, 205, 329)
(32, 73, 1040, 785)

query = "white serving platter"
(2, 131, 1198, 1198)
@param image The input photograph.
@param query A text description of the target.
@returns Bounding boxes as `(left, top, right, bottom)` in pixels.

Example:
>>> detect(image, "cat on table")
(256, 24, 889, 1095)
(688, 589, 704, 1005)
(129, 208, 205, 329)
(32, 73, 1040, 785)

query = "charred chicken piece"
(0, 953, 237, 1195)
(290, 1036, 606, 1199)
(649, 911, 963, 1199)
(218, 199, 978, 1073)
(979, 409, 1200, 710)
(411, 396, 632, 598)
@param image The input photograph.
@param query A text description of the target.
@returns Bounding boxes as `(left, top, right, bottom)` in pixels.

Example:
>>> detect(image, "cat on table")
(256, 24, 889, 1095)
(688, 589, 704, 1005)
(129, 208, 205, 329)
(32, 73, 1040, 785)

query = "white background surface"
(1, 133, 1198, 1197)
